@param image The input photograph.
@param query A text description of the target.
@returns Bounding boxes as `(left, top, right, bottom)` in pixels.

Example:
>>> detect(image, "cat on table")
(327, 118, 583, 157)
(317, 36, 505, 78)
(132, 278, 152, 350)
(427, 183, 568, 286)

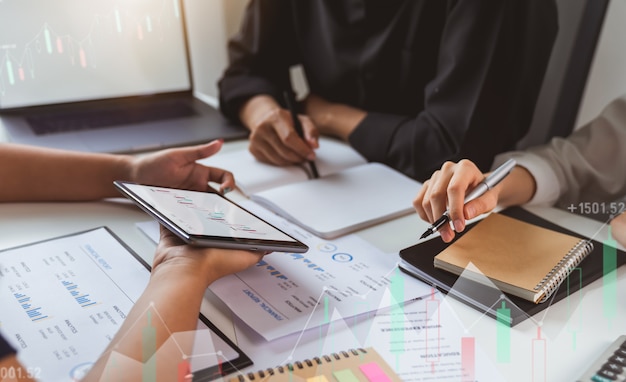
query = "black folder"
(399, 207, 626, 326)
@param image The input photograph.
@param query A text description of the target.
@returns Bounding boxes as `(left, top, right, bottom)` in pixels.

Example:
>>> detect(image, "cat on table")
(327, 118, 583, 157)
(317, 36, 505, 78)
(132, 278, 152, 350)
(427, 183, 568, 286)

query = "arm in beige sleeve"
(493, 94, 626, 209)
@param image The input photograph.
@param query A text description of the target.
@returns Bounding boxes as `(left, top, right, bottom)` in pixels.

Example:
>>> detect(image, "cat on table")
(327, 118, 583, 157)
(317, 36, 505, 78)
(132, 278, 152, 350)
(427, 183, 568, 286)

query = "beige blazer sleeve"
(493, 94, 626, 210)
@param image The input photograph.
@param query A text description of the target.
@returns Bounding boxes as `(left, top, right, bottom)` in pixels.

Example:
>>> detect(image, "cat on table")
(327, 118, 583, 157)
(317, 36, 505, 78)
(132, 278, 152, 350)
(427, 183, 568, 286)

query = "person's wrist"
(151, 260, 214, 290)
(494, 166, 536, 208)
(317, 103, 365, 140)
(239, 95, 281, 131)
(119, 155, 139, 183)
(151, 244, 226, 288)
(310, 104, 333, 132)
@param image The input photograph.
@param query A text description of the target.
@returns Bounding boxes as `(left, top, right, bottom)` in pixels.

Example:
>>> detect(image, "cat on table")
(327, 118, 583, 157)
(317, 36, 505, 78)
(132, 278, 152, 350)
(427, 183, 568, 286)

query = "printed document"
(0, 227, 241, 381)
(209, 201, 432, 341)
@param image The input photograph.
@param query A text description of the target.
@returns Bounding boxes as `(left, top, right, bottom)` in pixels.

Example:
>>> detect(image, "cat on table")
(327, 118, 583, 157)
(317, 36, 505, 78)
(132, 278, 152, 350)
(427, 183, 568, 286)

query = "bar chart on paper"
(13, 292, 50, 322)
(0, 228, 145, 381)
(61, 280, 100, 308)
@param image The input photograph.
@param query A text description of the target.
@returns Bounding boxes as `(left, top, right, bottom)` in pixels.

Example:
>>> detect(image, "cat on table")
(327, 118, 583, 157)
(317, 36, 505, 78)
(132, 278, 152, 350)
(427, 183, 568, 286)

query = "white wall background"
(182, 0, 247, 102)
(575, 0, 626, 128)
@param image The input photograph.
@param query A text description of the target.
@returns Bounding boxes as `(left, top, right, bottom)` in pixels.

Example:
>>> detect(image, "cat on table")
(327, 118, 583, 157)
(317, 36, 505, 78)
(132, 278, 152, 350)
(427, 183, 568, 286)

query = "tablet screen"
(117, 182, 306, 251)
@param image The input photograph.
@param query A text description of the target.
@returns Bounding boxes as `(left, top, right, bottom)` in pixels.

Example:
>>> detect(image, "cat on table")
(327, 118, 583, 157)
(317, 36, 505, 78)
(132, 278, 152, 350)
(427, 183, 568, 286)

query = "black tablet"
(114, 181, 308, 253)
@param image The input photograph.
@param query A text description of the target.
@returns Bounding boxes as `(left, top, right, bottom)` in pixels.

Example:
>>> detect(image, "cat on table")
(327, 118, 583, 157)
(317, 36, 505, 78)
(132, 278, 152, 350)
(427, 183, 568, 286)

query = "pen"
(283, 90, 320, 179)
(419, 158, 517, 239)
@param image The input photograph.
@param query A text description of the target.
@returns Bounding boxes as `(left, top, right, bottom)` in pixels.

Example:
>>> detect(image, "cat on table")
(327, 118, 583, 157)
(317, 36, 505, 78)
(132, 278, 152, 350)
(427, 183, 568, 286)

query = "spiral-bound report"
(229, 347, 401, 382)
(432, 212, 593, 303)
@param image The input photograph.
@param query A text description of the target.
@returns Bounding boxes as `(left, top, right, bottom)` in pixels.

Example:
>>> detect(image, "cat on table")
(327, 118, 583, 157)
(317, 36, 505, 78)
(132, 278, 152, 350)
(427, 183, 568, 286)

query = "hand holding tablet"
(114, 181, 308, 253)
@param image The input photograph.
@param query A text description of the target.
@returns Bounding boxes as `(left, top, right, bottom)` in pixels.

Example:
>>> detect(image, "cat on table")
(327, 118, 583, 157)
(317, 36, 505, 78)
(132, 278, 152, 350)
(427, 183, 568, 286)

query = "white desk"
(0, 142, 624, 381)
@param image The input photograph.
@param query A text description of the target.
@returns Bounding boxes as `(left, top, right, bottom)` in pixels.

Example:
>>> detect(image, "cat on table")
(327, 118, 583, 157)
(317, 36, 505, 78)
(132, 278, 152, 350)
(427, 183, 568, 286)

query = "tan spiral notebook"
(229, 347, 402, 382)
(433, 212, 594, 304)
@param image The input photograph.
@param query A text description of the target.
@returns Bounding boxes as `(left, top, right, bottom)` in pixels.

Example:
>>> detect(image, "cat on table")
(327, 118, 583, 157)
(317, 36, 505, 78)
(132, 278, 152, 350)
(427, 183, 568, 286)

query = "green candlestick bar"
(603, 226, 618, 325)
(496, 301, 511, 363)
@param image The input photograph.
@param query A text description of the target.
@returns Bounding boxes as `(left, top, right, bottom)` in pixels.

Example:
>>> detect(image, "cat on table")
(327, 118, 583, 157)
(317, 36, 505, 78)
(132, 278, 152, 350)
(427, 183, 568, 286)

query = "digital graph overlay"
(566, 267, 583, 350)
(142, 311, 157, 382)
(102, 302, 240, 382)
(389, 267, 405, 371)
(425, 288, 442, 373)
(461, 337, 475, 382)
(225, 256, 477, 381)
(603, 226, 618, 326)
(496, 301, 511, 363)
(0, 0, 186, 104)
(224, 209, 623, 380)
(237, 255, 407, 367)
(531, 327, 547, 382)
(428, 213, 626, 380)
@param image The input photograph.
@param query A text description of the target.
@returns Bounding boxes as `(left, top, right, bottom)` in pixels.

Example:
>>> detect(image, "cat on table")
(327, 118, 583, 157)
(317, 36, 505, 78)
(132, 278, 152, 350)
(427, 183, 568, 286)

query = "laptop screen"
(0, 0, 191, 110)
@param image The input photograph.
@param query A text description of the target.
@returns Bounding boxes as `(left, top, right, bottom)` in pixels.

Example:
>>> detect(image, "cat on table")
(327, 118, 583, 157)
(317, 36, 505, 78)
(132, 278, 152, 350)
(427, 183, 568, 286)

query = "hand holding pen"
(415, 159, 517, 242)
(283, 90, 319, 178)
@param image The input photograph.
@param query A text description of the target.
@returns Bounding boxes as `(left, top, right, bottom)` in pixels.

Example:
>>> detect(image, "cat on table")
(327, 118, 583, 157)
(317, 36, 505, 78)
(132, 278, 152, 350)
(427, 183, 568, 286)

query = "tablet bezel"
(114, 181, 309, 253)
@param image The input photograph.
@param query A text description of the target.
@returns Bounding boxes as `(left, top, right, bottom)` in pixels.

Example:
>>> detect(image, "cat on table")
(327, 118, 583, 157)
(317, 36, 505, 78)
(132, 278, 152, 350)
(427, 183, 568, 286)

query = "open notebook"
(199, 138, 422, 239)
(199, 137, 369, 196)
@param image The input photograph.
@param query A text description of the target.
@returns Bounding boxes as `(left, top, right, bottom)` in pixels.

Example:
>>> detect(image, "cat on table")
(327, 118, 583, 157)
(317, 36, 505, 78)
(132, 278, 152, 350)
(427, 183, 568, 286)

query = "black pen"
(419, 159, 517, 239)
(283, 90, 319, 179)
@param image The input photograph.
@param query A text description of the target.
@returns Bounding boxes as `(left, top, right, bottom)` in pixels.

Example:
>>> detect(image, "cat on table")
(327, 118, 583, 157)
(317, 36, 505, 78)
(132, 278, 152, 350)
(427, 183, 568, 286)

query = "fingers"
(413, 180, 431, 222)
(463, 191, 498, 221)
(158, 223, 172, 241)
(300, 116, 319, 149)
(157, 224, 183, 248)
(158, 139, 233, 192)
(414, 160, 492, 243)
(154, 224, 266, 279)
(414, 169, 454, 242)
(428, 164, 457, 242)
(446, 160, 479, 232)
(610, 211, 626, 248)
(207, 167, 236, 194)
(272, 112, 316, 160)
(169, 139, 224, 163)
(415, 166, 452, 222)
(189, 139, 224, 161)
(248, 109, 317, 166)
(157, 223, 263, 261)
(251, 250, 268, 263)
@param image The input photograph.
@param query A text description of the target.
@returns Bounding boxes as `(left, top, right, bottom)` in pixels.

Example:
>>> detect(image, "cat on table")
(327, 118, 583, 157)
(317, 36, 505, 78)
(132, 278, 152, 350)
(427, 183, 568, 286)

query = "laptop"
(0, 0, 247, 153)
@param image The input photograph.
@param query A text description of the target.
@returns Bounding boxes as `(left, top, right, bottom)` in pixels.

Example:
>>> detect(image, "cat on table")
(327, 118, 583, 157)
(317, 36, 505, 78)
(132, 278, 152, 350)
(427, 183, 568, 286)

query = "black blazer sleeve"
(349, 0, 558, 180)
(218, 0, 297, 121)
(220, 0, 558, 182)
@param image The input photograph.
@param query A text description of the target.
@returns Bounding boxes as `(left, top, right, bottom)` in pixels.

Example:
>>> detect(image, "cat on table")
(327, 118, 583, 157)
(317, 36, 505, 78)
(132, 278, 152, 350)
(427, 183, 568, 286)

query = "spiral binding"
(533, 239, 594, 303)
(237, 348, 368, 381)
